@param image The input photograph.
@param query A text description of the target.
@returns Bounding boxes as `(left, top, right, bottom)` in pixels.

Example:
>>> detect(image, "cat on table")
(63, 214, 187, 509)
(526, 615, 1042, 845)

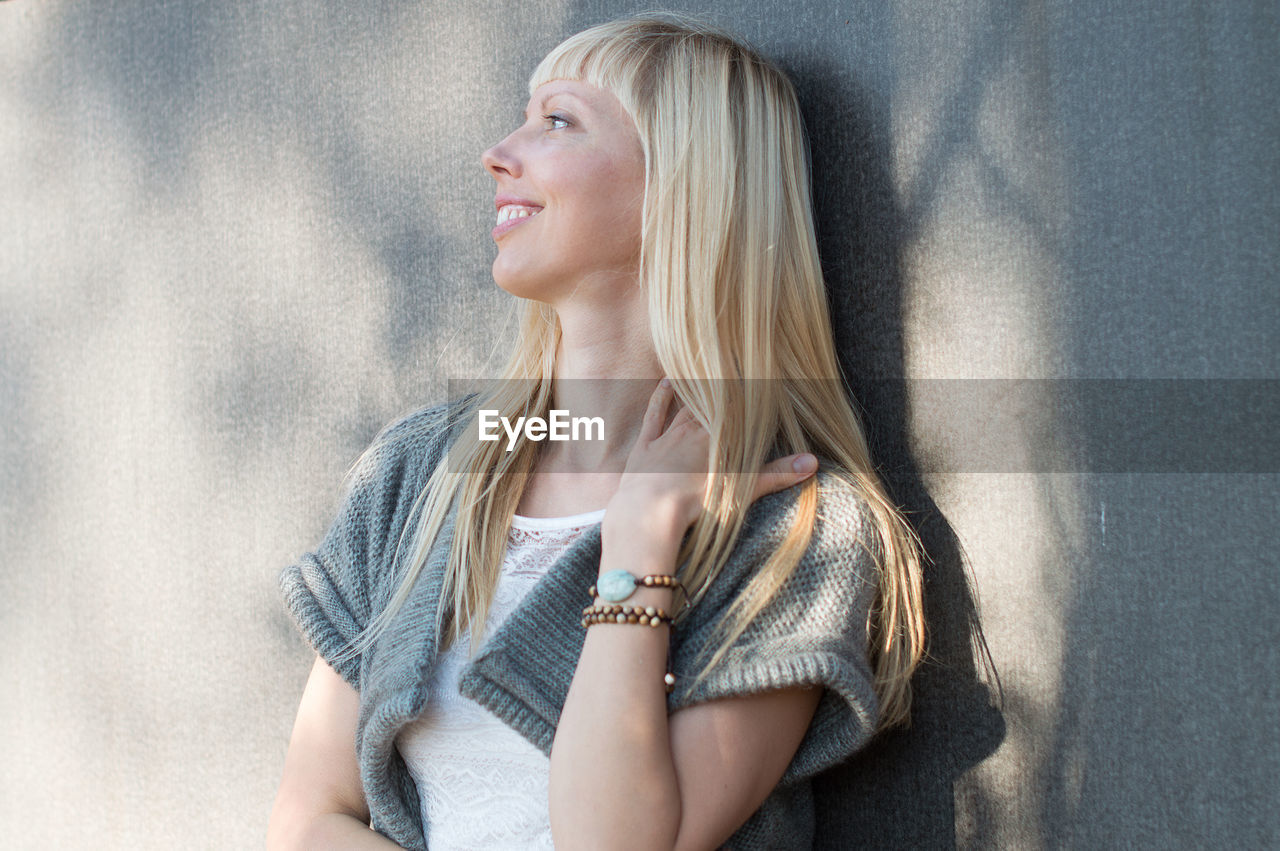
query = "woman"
(269, 13, 925, 850)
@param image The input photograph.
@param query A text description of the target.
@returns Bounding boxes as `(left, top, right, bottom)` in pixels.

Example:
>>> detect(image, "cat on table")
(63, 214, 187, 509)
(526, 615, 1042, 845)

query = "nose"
(482, 131, 521, 179)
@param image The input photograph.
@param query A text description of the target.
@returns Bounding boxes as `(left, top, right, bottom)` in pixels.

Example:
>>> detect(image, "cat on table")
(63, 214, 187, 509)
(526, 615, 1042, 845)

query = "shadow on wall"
(792, 61, 1006, 849)
(46, 3, 488, 465)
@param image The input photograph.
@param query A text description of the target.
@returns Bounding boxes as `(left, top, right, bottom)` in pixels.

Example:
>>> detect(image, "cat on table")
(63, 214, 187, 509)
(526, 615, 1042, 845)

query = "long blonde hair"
(345, 13, 925, 732)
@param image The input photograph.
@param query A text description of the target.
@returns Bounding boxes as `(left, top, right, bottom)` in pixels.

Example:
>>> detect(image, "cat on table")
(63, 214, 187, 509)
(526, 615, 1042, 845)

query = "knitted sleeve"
(667, 470, 883, 785)
(278, 407, 449, 689)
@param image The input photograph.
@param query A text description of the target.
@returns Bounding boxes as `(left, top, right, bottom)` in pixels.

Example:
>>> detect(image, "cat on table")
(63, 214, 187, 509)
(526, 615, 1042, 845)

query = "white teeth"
(497, 205, 541, 225)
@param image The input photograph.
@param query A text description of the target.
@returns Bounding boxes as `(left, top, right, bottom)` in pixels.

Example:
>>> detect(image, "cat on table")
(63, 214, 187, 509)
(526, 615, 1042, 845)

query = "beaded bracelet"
(580, 603, 673, 628)
(588, 569, 685, 603)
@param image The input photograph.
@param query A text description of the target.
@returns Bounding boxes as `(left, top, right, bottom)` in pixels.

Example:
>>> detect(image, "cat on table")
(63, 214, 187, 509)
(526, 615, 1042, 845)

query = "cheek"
(613, 162, 646, 245)
(570, 198, 641, 263)
(569, 162, 645, 244)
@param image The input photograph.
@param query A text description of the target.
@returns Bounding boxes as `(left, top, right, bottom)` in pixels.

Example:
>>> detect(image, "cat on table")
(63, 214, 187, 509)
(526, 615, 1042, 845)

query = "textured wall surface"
(1, 1, 1275, 848)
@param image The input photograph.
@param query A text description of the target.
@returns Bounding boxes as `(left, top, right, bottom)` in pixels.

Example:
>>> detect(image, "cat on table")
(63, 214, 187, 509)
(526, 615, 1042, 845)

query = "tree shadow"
(45, 3, 465, 468)
(790, 60, 1006, 848)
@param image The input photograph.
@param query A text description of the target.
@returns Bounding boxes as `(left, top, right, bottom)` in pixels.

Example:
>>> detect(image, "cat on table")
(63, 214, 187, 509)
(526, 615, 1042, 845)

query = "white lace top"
(394, 508, 606, 850)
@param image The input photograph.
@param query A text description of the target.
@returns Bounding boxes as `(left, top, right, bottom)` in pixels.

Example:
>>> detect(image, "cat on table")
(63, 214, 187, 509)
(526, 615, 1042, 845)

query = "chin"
(492, 259, 550, 303)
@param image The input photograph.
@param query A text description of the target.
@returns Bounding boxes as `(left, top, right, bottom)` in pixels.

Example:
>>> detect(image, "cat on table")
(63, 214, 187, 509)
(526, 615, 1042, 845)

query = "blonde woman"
(269, 13, 925, 851)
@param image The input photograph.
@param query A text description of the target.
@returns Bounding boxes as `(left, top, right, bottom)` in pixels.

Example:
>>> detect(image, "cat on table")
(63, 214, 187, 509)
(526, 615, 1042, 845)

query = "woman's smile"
(492, 196, 544, 240)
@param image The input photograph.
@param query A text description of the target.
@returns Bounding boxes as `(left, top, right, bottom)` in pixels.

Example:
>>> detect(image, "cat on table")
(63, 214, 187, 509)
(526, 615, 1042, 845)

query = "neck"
(540, 290, 662, 473)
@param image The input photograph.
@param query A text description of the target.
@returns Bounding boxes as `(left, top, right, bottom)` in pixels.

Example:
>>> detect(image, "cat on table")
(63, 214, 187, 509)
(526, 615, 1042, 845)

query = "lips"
(492, 196, 544, 240)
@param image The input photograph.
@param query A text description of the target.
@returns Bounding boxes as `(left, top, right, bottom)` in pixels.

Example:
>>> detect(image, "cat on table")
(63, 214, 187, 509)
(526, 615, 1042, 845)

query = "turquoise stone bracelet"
(595, 569, 639, 602)
(588, 569, 686, 603)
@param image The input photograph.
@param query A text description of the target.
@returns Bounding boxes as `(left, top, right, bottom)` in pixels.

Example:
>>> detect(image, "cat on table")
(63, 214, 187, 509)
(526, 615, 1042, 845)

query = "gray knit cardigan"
(279, 402, 882, 850)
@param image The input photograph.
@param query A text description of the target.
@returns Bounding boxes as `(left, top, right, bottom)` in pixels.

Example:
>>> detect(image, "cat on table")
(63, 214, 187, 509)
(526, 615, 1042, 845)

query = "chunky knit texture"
(279, 402, 882, 850)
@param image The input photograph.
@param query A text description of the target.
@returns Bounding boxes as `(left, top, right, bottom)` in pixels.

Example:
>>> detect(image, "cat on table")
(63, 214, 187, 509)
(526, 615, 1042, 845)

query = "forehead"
(523, 79, 620, 117)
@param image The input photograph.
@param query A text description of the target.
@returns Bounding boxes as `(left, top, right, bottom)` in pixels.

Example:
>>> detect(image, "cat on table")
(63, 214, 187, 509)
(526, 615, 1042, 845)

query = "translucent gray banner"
(441, 379, 1279, 474)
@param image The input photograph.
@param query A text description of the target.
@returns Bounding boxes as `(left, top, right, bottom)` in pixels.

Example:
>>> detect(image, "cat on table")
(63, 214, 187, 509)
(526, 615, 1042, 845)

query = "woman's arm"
(267, 656, 404, 850)
(549, 380, 823, 850)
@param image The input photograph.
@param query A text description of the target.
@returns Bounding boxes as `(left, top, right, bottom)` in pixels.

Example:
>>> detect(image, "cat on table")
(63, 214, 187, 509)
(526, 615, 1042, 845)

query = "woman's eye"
(543, 113, 570, 130)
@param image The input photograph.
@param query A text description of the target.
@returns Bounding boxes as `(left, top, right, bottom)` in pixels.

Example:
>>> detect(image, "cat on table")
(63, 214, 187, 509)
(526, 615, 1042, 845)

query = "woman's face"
(482, 79, 646, 304)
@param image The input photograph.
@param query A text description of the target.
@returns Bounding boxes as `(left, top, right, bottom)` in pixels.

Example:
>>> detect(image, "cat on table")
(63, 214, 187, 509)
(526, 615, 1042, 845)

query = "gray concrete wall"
(1, 1, 1275, 848)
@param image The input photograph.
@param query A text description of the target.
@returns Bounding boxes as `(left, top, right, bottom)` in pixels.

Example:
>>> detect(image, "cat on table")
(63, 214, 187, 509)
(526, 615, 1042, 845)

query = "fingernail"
(793, 454, 817, 474)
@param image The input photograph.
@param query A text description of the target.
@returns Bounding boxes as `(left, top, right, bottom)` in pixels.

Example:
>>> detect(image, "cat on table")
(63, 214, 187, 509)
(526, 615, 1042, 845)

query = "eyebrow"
(523, 89, 587, 120)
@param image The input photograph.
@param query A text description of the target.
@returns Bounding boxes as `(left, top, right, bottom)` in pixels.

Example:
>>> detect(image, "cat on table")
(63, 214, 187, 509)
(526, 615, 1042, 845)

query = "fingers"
(639, 377, 675, 443)
(752, 453, 818, 501)
(642, 378, 705, 441)
(635, 380, 815, 503)
(666, 399, 702, 433)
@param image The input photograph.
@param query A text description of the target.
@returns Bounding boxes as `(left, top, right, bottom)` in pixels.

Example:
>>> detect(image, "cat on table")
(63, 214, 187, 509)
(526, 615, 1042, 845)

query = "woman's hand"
(605, 378, 820, 542)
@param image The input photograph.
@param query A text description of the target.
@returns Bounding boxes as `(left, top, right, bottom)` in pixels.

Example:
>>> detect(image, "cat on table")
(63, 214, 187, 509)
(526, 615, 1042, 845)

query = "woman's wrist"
(600, 520, 684, 580)
(602, 489, 695, 553)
